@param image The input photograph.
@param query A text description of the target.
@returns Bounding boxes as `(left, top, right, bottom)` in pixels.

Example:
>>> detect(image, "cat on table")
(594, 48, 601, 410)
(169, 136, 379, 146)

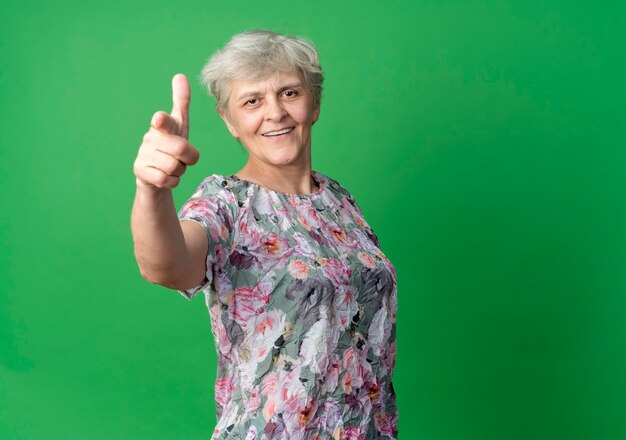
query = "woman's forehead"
(230, 71, 304, 94)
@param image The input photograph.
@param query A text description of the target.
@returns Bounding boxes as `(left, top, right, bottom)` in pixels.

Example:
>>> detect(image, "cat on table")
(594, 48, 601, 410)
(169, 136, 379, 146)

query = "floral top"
(177, 170, 398, 439)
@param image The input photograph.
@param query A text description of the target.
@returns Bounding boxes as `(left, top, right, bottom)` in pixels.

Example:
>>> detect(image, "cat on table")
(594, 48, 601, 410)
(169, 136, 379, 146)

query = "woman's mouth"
(262, 127, 295, 138)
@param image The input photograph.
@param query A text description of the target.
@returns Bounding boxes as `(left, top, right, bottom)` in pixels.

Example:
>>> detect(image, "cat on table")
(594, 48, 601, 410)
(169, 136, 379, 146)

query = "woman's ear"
(219, 109, 239, 138)
(312, 104, 320, 125)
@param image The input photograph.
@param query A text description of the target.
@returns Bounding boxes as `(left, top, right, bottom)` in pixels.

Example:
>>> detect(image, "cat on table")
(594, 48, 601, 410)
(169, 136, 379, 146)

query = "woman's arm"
(131, 74, 207, 290)
(131, 185, 207, 290)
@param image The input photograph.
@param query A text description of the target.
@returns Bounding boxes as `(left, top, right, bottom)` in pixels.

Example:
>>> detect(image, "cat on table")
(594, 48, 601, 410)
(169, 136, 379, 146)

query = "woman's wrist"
(135, 178, 173, 197)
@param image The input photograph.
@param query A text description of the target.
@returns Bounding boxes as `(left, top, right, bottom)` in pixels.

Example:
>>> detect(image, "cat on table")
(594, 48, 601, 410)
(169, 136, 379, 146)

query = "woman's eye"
(246, 98, 258, 105)
(283, 90, 297, 98)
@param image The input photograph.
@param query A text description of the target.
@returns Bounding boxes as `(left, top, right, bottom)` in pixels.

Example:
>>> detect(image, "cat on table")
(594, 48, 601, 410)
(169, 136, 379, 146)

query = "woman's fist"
(134, 74, 199, 190)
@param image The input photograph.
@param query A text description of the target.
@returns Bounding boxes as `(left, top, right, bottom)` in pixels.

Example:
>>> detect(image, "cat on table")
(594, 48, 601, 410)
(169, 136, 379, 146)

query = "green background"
(1, 0, 625, 438)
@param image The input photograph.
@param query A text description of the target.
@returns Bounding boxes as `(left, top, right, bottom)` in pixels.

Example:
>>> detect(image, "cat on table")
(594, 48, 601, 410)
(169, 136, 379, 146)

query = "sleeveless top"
(177, 170, 398, 439)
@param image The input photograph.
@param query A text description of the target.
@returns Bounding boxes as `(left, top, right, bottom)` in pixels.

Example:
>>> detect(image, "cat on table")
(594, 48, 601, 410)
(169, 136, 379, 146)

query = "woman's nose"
(264, 97, 287, 121)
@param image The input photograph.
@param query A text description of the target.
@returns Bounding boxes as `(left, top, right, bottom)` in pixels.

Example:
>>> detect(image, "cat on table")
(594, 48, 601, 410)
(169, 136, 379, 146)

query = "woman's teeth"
(263, 127, 294, 137)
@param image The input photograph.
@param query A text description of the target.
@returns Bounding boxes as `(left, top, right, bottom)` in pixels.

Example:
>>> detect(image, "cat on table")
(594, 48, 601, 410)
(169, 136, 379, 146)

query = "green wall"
(1, 1, 625, 438)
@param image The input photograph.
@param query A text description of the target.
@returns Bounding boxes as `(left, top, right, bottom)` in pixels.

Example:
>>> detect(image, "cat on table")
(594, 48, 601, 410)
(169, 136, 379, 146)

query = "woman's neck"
(235, 161, 318, 195)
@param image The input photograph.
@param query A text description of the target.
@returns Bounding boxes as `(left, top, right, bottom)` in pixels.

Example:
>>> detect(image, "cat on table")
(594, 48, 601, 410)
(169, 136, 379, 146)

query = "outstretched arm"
(131, 74, 208, 290)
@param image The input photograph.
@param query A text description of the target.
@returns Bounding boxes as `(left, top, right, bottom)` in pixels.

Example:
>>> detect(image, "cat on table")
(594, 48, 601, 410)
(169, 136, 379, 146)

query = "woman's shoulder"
(315, 171, 360, 207)
(317, 171, 381, 246)
(187, 173, 250, 200)
(179, 174, 248, 223)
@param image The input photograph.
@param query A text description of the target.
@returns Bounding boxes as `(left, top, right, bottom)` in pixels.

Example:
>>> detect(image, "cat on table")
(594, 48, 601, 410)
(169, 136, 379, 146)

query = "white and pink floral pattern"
(178, 171, 398, 439)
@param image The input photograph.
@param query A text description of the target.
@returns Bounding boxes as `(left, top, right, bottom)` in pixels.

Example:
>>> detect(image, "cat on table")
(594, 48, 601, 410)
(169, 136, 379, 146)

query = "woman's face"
(220, 70, 320, 170)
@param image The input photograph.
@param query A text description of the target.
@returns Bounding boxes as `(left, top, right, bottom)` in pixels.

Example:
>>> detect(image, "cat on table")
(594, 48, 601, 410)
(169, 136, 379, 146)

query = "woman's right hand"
(134, 73, 200, 190)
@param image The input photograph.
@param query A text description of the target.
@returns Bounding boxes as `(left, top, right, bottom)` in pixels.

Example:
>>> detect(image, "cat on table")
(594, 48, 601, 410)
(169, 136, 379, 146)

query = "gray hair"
(199, 30, 324, 115)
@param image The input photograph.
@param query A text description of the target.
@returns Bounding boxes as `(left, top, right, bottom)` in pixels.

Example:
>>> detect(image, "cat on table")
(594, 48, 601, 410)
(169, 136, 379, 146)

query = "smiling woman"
(131, 30, 399, 439)
(219, 71, 320, 182)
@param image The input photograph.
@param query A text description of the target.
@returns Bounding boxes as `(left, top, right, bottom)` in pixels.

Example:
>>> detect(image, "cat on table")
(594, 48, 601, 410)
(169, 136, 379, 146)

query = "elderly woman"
(131, 30, 398, 439)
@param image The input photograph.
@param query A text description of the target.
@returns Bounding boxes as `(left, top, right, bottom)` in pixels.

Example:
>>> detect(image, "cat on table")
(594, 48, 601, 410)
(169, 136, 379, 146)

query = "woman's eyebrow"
(236, 89, 260, 101)
(235, 83, 303, 101)
(277, 82, 303, 91)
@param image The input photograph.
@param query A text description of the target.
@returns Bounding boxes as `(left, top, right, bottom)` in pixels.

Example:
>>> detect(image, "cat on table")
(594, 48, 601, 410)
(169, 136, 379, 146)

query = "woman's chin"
(266, 150, 306, 167)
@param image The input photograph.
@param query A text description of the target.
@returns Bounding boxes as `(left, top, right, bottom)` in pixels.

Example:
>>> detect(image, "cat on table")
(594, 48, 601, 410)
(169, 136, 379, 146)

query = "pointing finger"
(171, 73, 190, 139)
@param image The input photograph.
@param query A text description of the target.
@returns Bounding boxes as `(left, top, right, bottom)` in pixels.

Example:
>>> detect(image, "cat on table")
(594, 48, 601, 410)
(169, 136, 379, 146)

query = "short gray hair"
(199, 30, 324, 115)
